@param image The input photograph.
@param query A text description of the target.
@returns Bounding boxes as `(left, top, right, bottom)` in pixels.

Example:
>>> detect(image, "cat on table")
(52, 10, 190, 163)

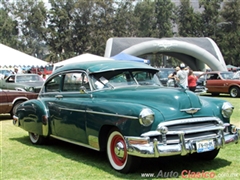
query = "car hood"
(95, 86, 216, 121)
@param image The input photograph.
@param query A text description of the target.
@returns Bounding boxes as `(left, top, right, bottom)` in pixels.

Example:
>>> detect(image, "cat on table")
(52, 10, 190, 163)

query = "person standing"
(175, 63, 189, 88)
(13, 67, 18, 74)
(167, 67, 178, 87)
(188, 70, 198, 92)
(42, 74, 47, 81)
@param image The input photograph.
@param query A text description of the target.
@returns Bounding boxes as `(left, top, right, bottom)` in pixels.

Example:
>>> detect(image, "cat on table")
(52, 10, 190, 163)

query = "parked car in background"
(157, 68, 175, 86)
(193, 71, 204, 77)
(0, 69, 12, 79)
(13, 59, 239, 173)
(0, 74, 44, 93)
(0, 88, 38, 117)
(192, 71, 206, 93)
(233, 71, 240, 79)
(197, 71, 240, 97)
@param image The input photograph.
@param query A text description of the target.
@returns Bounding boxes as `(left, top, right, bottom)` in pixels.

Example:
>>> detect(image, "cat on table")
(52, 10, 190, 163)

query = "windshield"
(233, 71, 240, 79)
(158, 69, 175, 79)
(90, 69, 162, 90)
(220, 72, 234, 79)
(16, 75, 44, 83)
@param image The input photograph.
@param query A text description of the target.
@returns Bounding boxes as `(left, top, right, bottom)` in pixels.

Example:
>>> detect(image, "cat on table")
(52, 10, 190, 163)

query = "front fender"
(16, 99, 49, 136)
(86, 100, 164, 136)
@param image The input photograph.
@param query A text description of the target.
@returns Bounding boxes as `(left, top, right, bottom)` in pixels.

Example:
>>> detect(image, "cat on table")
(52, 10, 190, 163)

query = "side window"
(6, 75, 15, 83)
(63, 72, 90, 92)
(45, 75, 61, 92)
(207, 74, 218, 80)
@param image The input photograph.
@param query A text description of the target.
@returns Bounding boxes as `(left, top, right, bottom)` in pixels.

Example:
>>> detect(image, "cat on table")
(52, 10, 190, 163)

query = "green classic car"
(13, 60, 239, 173)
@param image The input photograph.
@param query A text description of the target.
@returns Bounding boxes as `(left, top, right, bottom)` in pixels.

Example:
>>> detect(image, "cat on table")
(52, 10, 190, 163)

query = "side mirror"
(79, 86, 88, 94)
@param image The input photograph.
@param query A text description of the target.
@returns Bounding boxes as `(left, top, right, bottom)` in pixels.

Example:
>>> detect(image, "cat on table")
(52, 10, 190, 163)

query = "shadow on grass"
(0, 114, 11, 121)
(10, 135, 232, 179)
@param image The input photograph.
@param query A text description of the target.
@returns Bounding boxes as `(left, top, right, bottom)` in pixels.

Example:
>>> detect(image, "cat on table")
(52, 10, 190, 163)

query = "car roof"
(53, 60, 158, 74)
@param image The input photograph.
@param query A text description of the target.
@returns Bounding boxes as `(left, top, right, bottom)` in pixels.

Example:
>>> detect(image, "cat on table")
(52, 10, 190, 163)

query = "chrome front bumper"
(125, 128, 239, 158)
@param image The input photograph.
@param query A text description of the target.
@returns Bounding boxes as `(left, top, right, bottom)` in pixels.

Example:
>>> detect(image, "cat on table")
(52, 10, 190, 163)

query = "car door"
(206, 73, 225, 93)
(42, 71, 91, 144)
(0, 75, 16, 90)
(0, 89, 10, 113)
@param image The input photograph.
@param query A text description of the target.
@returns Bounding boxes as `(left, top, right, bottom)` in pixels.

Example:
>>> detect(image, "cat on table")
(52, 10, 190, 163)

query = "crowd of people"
(0, 66, 48, 81)
(167, 63, 198, 92)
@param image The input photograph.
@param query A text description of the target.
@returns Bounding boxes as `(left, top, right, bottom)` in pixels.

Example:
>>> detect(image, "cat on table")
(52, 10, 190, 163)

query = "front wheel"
(229, 86, 240, 97)
(29, 132, 46, 145)
(107, 128, 141, 173)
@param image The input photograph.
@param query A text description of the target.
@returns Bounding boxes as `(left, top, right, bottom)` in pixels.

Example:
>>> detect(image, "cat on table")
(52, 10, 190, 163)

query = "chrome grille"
(156, 117, 224, 145)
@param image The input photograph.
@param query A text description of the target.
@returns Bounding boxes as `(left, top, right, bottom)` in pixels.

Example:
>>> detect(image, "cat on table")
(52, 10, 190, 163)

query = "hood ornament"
(181, 108, 201, 114)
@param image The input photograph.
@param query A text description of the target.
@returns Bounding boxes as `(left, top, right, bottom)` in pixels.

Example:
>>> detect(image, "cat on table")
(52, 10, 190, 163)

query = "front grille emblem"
(181, 108, 201, 114)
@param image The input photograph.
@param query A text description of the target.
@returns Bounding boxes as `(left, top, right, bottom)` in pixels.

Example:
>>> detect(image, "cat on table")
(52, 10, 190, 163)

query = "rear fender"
(17, 99, 49, 136)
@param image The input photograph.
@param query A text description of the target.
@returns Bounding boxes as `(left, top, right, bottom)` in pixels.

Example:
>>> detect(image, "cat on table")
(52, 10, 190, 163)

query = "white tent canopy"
(0, 43, 48, 67)
(53, 53, 114, 71)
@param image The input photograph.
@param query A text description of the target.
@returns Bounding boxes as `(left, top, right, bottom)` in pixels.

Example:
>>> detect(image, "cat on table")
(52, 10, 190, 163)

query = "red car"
(197, 71, 240, 97)
(0, 88, 38, 117)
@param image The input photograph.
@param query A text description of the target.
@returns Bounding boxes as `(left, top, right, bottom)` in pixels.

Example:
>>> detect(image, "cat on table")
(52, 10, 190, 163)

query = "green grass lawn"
(1, 96, 240, 180)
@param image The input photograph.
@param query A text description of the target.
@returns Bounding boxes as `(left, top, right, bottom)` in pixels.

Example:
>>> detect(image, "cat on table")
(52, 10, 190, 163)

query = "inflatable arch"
(104, 37, 227, 71)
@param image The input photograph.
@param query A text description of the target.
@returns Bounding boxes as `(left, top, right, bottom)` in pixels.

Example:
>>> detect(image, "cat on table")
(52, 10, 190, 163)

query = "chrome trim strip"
(157, 117, 221, 128)
(142, 125, 224, 136)
(0, 102, 12, 106)
(166, 126, 224, 135)
(58, 108, 138, 119)
(50, 135, 100, 151)
(167, 133, 219, 144)
(59, 107, 85, 113)
(12, 97, 28, 104)
(86, 110, 138, 119)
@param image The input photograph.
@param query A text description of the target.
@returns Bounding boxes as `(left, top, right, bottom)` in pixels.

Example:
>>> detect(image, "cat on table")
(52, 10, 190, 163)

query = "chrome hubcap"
(114, 142, 125, 158)
(231, 89, 237, 97)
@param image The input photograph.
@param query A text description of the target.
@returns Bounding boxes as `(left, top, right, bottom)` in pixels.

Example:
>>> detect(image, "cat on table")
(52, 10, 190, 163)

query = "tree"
(218, 0, 240, 65)
(0, 0, 19, 49)
(46, 0, 118, 61)
(199, 0, 223, 38)
(175, 0, 202, 37)
(134, 0, 155, 37)
(87, 0, 116, 56)
(5, 0, 48, 60)
(154, 0, 175, 38)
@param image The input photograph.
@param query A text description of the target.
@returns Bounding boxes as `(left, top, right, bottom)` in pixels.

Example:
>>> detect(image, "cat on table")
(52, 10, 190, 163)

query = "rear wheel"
(106, 128, 141, 173)
(229, 86, 240, 97)
(11, 100, 24, 118)
(29, 132, 46, 145)
(190, 149, 219, 161)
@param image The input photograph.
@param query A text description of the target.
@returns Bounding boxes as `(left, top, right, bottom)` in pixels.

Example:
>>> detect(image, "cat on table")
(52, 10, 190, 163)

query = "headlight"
(139, 108, 154, 126)
(222, 102, 234, 118)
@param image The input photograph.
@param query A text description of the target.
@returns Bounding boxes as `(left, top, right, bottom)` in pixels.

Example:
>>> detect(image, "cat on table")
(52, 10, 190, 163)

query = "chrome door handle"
(55, 95, 63, 99)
